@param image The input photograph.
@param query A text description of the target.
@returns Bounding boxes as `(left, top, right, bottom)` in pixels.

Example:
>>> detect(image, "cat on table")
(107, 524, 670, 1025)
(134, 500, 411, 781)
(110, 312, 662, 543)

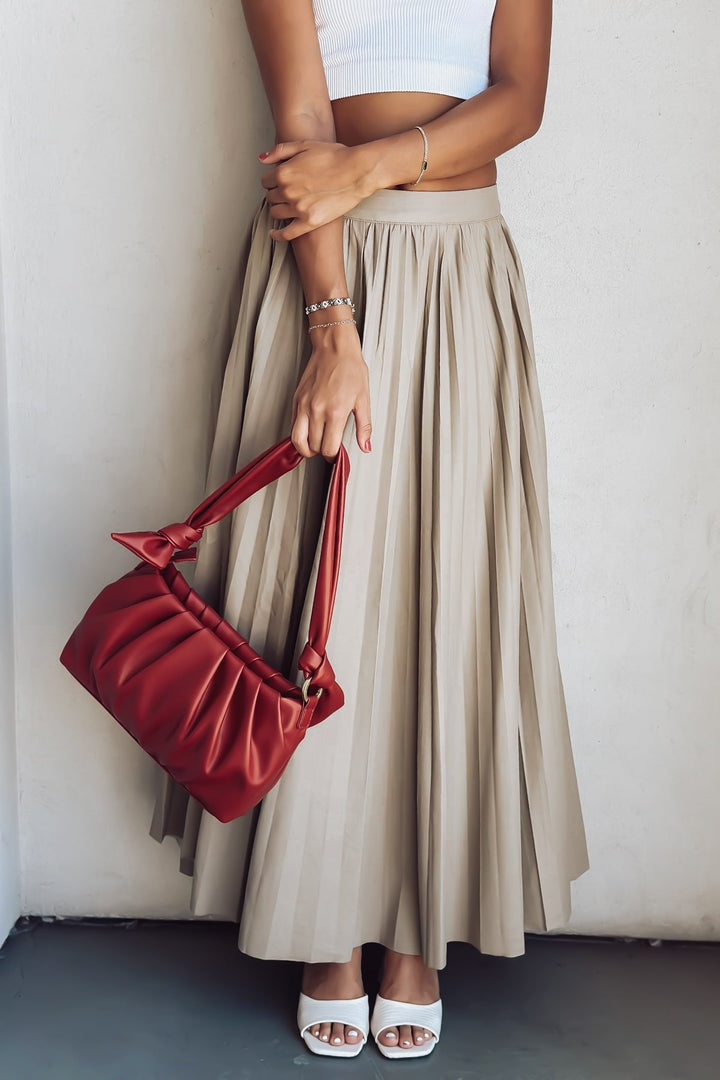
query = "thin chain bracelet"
(308, 317, 357, 332)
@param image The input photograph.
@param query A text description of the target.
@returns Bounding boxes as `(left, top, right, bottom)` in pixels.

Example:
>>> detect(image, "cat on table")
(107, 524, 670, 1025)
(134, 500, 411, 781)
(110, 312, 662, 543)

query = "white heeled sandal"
(370, 994, 443, 1059)
(297, 991, 369, 1058)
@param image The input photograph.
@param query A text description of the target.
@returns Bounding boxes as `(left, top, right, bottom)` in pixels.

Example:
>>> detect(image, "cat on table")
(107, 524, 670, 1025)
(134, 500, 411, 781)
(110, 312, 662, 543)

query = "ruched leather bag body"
(59, 437, 350, 823)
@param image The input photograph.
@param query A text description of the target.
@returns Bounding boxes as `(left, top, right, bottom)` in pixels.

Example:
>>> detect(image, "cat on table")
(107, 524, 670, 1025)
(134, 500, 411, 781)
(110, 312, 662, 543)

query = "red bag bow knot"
(111, 522, 203, 569)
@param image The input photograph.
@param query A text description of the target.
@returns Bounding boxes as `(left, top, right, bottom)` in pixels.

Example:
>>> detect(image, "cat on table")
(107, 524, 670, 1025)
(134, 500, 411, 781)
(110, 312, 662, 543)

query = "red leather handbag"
(59, 437, 350, 823)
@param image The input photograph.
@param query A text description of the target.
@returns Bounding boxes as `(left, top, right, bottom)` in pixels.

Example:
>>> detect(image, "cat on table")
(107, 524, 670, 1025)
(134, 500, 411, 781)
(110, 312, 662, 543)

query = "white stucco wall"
(0, 239, 21, 943)
(0, 1, 718, 946)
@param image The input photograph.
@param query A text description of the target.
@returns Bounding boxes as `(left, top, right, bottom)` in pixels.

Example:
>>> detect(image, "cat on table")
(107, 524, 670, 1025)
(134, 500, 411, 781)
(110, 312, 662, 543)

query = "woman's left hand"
(259, 140, 372, 241)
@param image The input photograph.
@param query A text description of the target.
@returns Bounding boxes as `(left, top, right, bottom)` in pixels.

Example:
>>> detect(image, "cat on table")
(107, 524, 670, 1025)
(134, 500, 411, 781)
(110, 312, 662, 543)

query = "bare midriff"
(331, 90, 496, 192)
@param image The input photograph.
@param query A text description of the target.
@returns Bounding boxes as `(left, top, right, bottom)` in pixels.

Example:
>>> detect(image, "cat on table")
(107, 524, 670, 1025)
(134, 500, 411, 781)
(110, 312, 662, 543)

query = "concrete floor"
(0, 918, 717, 1080)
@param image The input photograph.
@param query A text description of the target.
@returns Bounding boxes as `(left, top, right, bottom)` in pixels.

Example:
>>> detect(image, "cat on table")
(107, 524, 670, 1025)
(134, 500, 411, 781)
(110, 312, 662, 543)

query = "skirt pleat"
(148, 185, 589, 968)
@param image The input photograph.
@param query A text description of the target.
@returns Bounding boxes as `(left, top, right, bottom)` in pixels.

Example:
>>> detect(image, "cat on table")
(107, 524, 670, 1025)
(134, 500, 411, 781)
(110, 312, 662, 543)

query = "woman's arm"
(241, 0, 347, 301)
(241, 0, 372, 460)
(364, 0, 552, 189)
(260, 0, 552, 241)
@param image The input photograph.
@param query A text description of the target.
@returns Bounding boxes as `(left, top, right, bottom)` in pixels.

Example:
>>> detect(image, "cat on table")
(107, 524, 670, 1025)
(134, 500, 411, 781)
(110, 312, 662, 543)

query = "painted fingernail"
(258, 150, 269, 159)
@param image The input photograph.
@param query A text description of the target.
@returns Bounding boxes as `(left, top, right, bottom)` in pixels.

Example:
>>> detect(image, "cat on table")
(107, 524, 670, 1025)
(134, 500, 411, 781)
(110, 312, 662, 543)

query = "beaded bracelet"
(305, 296, 356, 316)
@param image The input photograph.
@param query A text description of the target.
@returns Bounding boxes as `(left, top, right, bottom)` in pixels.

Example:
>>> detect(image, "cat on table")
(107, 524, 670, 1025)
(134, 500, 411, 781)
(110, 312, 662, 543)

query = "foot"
(375, 948, 440, 1051)
(301, 946, 365, 1049)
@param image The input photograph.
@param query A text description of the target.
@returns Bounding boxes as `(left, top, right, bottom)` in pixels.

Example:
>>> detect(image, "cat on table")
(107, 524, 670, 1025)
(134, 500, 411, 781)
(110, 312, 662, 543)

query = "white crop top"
(312, 0, 497, 102)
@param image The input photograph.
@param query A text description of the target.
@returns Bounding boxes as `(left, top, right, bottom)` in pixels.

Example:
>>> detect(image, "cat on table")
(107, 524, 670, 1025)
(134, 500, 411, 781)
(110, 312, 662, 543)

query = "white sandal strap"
(370, 994, 443, 1042)
(297, 992, 369, 1039)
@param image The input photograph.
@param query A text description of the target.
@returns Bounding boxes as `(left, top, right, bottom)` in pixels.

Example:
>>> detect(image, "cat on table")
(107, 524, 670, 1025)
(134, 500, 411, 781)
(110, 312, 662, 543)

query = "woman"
(149, 0, 590, 1060)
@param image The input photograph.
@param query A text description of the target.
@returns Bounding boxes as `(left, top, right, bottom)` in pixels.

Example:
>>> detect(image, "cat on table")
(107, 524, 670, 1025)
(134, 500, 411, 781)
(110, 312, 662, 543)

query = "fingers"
(290, 395, 301, 453)
(319, 414, 348, 463)
(264, 187, 306, 239)
(269, 213, 328, 240)
(307, 407, 329, 461)
(262, 185, 309, 241)
(267, 204, 295, 222)
(269, 219, 312, 243)
(291, 399, 339, 460)
(258, 141, 306, 166)
(291, 406, 347, 463)
(290, 411, 337, 461)
(290, 408, 313, 460)
(261, 162, 333, 240)
(353, 393, 373, 453)
(264, 186, 297, 236)
(291, 373, 372, 462)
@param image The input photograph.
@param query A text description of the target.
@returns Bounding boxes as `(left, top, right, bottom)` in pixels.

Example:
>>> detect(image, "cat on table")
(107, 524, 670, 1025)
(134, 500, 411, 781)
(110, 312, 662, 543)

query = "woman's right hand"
(291, 323, 372, 461)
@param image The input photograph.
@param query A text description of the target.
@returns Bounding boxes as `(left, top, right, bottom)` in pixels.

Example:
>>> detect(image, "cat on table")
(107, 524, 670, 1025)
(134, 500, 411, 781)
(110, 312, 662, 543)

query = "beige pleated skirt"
(148, 183, 590, 970)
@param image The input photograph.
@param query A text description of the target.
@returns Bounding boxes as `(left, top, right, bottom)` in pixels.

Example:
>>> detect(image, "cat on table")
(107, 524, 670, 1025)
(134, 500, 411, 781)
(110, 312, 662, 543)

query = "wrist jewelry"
(305, 296, 355, 316)
(308, 317, 357, 332)
(411, 125, 429, 185)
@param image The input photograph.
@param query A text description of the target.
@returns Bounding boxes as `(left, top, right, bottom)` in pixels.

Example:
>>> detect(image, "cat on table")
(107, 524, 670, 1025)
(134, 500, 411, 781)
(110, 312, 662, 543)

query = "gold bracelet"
(308, 317, 357, 332)
(411, 125, 428, 185)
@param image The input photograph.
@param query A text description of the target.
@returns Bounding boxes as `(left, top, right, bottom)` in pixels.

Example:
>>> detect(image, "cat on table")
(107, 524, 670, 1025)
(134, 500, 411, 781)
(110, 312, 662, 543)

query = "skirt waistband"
(344, 184, 501, 225)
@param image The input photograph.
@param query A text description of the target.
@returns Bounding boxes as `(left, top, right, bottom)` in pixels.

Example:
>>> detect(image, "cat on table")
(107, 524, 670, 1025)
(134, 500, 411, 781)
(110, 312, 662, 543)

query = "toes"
(329, 1022, 345, 1046)
(315, 1021, 331, 1043)
(377, 1024, 434, 1051)
(397, 1023, 414, 1048)
(308, 1021, 364, 1047)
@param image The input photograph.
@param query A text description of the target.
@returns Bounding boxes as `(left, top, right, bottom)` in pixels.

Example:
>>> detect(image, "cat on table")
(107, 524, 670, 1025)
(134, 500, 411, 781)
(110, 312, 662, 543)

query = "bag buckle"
(300, 675, 324, 705)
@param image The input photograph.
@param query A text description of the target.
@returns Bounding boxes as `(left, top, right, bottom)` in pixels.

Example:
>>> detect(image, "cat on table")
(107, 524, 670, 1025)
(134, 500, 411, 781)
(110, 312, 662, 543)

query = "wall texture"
(0, 1, 718, 944)
(0, 237, 21, 942)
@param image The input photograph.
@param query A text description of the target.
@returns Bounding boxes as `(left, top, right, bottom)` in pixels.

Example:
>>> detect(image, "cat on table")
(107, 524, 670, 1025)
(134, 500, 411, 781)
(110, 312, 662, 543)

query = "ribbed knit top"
(312, 0, 497, 101)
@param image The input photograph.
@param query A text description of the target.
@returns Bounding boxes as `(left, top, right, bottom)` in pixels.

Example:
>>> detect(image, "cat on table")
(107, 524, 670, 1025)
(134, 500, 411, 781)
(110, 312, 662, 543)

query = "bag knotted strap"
(111, 437, 350, 701)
